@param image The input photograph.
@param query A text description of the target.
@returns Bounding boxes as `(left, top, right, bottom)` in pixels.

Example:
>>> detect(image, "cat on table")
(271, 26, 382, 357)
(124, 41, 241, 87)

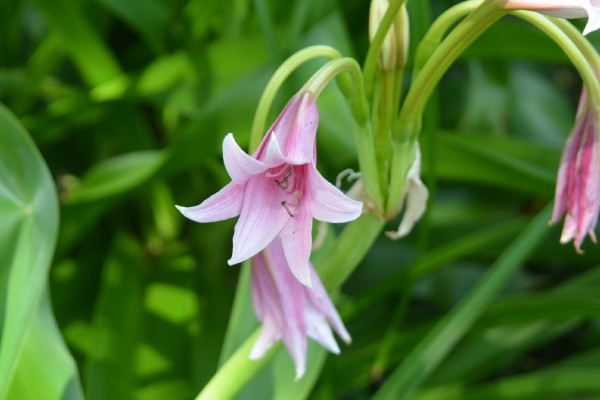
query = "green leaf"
(84, 233, 145, 400)
(29, 0, 121, 85)
(423, 132, 558, 196)
(66, 151, 167, 204)
(95, 0, 172, 53)
(372, 205, 552, 400)
(0, 104, 60, 398)
(6, 292, 84, 400)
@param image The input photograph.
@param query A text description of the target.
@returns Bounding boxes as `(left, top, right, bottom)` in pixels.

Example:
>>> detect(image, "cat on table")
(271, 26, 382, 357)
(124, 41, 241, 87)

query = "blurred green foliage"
(1, 0, 600, 399)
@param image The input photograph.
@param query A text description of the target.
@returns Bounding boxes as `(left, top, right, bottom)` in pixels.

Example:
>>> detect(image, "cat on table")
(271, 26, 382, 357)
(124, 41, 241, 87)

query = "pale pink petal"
(279, 207, 313, 287)
(282, 94, 319, 164)
(306, 164, 363, 223)
(249, 319, 280, 360)
(264, 134, 293, 167)
(305, 267, 351, 344)
(304, 306, 340, 354)
(251, 239, 307, 379)
(175, 182, 244, 222)
(228, 177, 291, 265)
(254, 92, 318, 166)
(222, 133, 267, 183)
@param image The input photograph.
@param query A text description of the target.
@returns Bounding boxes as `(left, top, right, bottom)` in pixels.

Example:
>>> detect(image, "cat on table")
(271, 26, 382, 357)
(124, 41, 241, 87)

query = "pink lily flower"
(496, 0, 600, 35)
(176, 92, 363, 286)
(249, 238, 351, 379)
(550, 87, 600, 252)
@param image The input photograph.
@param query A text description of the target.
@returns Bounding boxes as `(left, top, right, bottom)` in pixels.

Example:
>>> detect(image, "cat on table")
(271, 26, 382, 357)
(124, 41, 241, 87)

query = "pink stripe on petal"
(229, 177, 290, 265)
(280, 208, 314, 287)
(175, 182, 244, 223)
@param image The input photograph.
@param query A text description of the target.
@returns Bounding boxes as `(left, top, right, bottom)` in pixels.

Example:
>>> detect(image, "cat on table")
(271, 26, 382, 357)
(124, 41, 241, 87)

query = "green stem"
(512, 10, 600, 115)
(363, 0, 407, 100)
(395, 0, 504, 143)
(552, 17, 600, 72)
(413, 0, 482, 75)
(195, 330, 277, 400)
(249, 45, 342, 152)
(372, 204, 553, 400)
(303, 58, 384, 211)
(319, 213, 385, 291)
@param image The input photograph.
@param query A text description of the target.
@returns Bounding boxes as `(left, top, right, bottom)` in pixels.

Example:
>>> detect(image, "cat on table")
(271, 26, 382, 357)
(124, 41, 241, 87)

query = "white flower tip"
(294, 366, 306, 381)
(341, 334, 352, 345)
(175, 205, 188, 216)
(227, 257, 239, 266)
(299, 275, 313, 289)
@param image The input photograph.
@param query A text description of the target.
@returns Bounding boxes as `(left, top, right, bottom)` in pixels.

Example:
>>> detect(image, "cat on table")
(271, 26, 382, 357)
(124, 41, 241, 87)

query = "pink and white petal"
(583, 3, 600, 34)
(264, 134, 295, 167)
(228, 178, 290, 265)
(279, 207, 313, 287)
(249, 318, 280, 360)
(175, 182, 244, 223)
(282, 94, 319, 165)
(306, 165, 363, 223)
(222, 133, 267, 183)
(304, 306, 340, 354)
(306, 267, 352, 344)
(551, 110, 586, 224)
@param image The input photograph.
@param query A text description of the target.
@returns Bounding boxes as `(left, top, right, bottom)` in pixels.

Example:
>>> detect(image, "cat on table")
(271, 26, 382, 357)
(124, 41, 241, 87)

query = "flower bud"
(369, 0, 410, 71)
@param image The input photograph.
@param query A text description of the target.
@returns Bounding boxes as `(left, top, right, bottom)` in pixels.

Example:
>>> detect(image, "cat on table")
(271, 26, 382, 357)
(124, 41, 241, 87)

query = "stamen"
(281, 201, 294, 217)
(275, 166, 294, 190)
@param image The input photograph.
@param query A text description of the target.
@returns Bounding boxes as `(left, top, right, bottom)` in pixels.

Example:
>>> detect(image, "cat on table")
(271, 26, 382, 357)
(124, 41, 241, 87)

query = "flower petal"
(222, 133, 267, 183)
(305, 267, 351, 344)
(282, 94, 319, 165)
(279, 206, 313, 287)
(304, 306, 340, 354)
(228, 177, 291, 265)
(306, 164, 363, 223)
(175, 182, 244, 223)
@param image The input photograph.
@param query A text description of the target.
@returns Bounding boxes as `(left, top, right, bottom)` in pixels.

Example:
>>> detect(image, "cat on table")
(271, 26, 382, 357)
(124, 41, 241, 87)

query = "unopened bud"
(369, 0, 409, 71)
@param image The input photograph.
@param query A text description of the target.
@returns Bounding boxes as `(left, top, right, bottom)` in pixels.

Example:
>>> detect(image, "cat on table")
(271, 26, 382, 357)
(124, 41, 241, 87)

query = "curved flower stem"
(249, 45, 342, 152)
(194, 214, 385, 400)
(372, 204, 553, 400)
(363, 0, 407, 101)
(395, 0, 504, 143)
(413, 0, 483, 75)
(304, 58, 384, 211)
(512, 10, 600, 115)
(552, 17, 600, 73)
(386, 0, 504, 216)
(195, 330, 276, 400)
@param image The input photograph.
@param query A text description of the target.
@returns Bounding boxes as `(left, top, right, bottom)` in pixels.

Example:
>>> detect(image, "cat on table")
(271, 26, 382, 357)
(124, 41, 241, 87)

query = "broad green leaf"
(6, 292, 84, 400)
(66, 151, 167, 204)
(0, 104, 60, 398)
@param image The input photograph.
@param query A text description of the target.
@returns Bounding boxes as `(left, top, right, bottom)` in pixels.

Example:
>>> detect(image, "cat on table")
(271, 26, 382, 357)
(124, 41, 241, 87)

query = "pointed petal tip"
(294, 366, 306, 381)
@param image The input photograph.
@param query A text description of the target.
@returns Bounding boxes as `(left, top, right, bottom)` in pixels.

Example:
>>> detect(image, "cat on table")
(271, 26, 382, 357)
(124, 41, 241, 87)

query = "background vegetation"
(1, 0, 600, 399)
